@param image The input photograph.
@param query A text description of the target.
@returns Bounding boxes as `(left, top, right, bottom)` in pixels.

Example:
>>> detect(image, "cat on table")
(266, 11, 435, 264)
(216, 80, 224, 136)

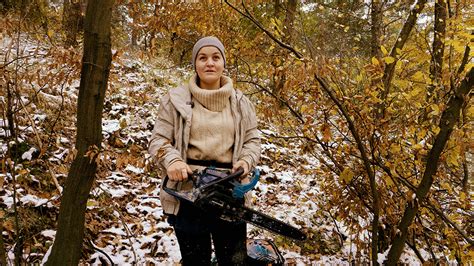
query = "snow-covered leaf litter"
(0, 44, 427, 265)
(84, 58, 320, 264)
(0, 50, 340, 264)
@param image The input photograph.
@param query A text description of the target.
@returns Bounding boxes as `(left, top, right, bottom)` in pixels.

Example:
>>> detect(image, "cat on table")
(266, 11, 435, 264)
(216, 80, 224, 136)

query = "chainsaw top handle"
(162, 167, 245, 192)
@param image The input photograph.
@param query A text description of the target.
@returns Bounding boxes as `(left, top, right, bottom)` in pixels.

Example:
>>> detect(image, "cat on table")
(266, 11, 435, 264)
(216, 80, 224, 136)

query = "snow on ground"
(1, 39, 442, 265)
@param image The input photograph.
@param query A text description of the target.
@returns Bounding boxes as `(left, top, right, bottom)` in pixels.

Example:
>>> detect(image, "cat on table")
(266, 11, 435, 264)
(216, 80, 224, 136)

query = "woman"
(148, 36, 261, 265)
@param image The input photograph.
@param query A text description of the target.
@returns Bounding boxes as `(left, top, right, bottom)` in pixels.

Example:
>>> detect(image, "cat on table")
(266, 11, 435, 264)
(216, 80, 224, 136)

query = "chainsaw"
(163, 167, 306, 241)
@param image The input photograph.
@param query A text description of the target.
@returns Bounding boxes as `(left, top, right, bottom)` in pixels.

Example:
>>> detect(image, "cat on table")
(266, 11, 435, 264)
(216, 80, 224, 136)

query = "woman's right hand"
(167, 160, 192, 182)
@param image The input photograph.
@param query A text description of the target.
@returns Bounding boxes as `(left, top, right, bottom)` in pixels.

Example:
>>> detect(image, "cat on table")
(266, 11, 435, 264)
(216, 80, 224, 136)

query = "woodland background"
(0, 0, 473, 265)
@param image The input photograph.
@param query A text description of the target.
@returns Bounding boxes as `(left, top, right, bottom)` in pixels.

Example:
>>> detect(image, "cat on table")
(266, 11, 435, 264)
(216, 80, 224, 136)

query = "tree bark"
(283, 0, 297, 44)
(428, 0, 446, 96)
(369, 4, 384, 260)
(461, 152, 469, 194)
(0, 222, 6, 266)
(385, 67, 473, 264)
(273, 0, 297, 101)
(6, 81, 16, 140)
(62, 0, 83, 47)
(45, 0, 114, 265)
(380, 0, 427, 113)
(370, 0, 383, 61)
(274, 0, 282, 18)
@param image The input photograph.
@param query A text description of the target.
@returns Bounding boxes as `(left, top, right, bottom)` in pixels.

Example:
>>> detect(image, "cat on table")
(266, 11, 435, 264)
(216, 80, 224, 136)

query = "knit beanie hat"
(192, 36, 226, 69)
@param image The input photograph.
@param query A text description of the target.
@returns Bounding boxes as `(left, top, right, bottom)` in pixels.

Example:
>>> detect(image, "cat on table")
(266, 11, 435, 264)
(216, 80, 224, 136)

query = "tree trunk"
(62, 0, 83, 47)
(369, 3, 384, 261)
(385, 67, 473, 264)
(1, 0, 28, 11)
(462, 152, 469, 193)
(283, 0, 297, 44)
(274, 0, 282, 18)
(272, 0, 297, 103)
(0, 222, 6, 266)
(45, 0, 114, 265)
(370, 0, 383, 61)
(6, 81, 16, 140)
(428, 0, 446, 97)
(379, 0, 427, 115)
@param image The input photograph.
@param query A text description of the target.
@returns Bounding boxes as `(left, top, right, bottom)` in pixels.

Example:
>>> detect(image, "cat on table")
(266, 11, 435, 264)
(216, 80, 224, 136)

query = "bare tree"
(45, 0, 114, 264)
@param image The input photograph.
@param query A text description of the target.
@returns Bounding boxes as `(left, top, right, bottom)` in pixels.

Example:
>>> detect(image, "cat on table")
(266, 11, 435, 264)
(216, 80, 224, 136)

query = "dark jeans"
(168, 200, 247, 266)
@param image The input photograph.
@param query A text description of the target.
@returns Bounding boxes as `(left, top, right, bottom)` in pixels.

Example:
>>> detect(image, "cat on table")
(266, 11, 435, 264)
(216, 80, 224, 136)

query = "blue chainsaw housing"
(231, 168, 260, 199)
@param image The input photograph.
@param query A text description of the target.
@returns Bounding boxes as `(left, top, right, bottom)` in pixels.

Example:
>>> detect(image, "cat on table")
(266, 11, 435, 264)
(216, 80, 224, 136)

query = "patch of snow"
(59, 137, 70, 143)
(21, 147, 37, 160)
(126, 204, 138, 214)
(53, 148, 68, 160)
(41, 230, 56, 239)
(277, 194, 292, 203)
(275, 171, 295, 183)
(261, 143, 278, 151)
(109, 103, 128, 115)
(158, 233, 182, 263)
(33, 114, 47, 122)
(41, 245, 53, 265)
(301, 3, 317, 12)
(125, 164, 144, 174)
(103, 227, 126, 236)
(378, 247, 390, 265)
(109, 172, 129, 181)
(20, 194, 49, 207)
(0, 191, 14, 208)
(106, 186, 128, 198)
(282, 251, 308, 266)
(156, 221, 170, 229)
(102, 119, 120, 133)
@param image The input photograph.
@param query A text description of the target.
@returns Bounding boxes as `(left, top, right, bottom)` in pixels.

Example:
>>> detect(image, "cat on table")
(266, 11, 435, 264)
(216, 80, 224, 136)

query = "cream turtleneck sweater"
(187, 75, 235, 164)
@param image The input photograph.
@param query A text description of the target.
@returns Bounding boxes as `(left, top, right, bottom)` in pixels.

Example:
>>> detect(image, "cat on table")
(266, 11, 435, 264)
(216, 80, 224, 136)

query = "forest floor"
(1, 38, 425, 265)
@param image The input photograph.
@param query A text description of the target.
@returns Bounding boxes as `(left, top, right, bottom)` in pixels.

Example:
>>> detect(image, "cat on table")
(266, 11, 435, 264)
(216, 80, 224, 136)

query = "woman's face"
(195, 46, 225, 90)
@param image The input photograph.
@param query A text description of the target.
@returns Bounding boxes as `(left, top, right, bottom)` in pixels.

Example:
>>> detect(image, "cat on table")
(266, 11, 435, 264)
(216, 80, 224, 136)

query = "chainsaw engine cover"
(247, 239, 284, 265)
(195, 168, 231, 188)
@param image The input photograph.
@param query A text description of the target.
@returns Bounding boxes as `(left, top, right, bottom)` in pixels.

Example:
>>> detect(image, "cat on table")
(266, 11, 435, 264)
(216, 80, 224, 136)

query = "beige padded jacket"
(148, 76, 261, 215)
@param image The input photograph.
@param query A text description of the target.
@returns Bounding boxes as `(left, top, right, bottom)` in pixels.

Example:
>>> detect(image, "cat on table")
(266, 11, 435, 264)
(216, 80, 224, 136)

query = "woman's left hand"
(232, 160, 250, 184)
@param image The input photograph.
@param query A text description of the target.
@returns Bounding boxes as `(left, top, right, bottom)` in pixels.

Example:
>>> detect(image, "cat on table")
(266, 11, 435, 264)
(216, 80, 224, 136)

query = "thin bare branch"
(224, 0, 304, 59)
(237, 79, 305, 123)
(315, 74, 381, 263)
(377, 159, 474, 245)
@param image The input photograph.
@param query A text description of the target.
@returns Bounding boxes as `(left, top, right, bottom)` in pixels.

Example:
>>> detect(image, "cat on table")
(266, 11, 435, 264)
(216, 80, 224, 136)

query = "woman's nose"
(206, 58, 215, 66)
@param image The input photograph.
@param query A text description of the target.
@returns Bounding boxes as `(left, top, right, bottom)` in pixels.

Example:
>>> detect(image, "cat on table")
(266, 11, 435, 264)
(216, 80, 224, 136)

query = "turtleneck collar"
(188, 74, 233, 112)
